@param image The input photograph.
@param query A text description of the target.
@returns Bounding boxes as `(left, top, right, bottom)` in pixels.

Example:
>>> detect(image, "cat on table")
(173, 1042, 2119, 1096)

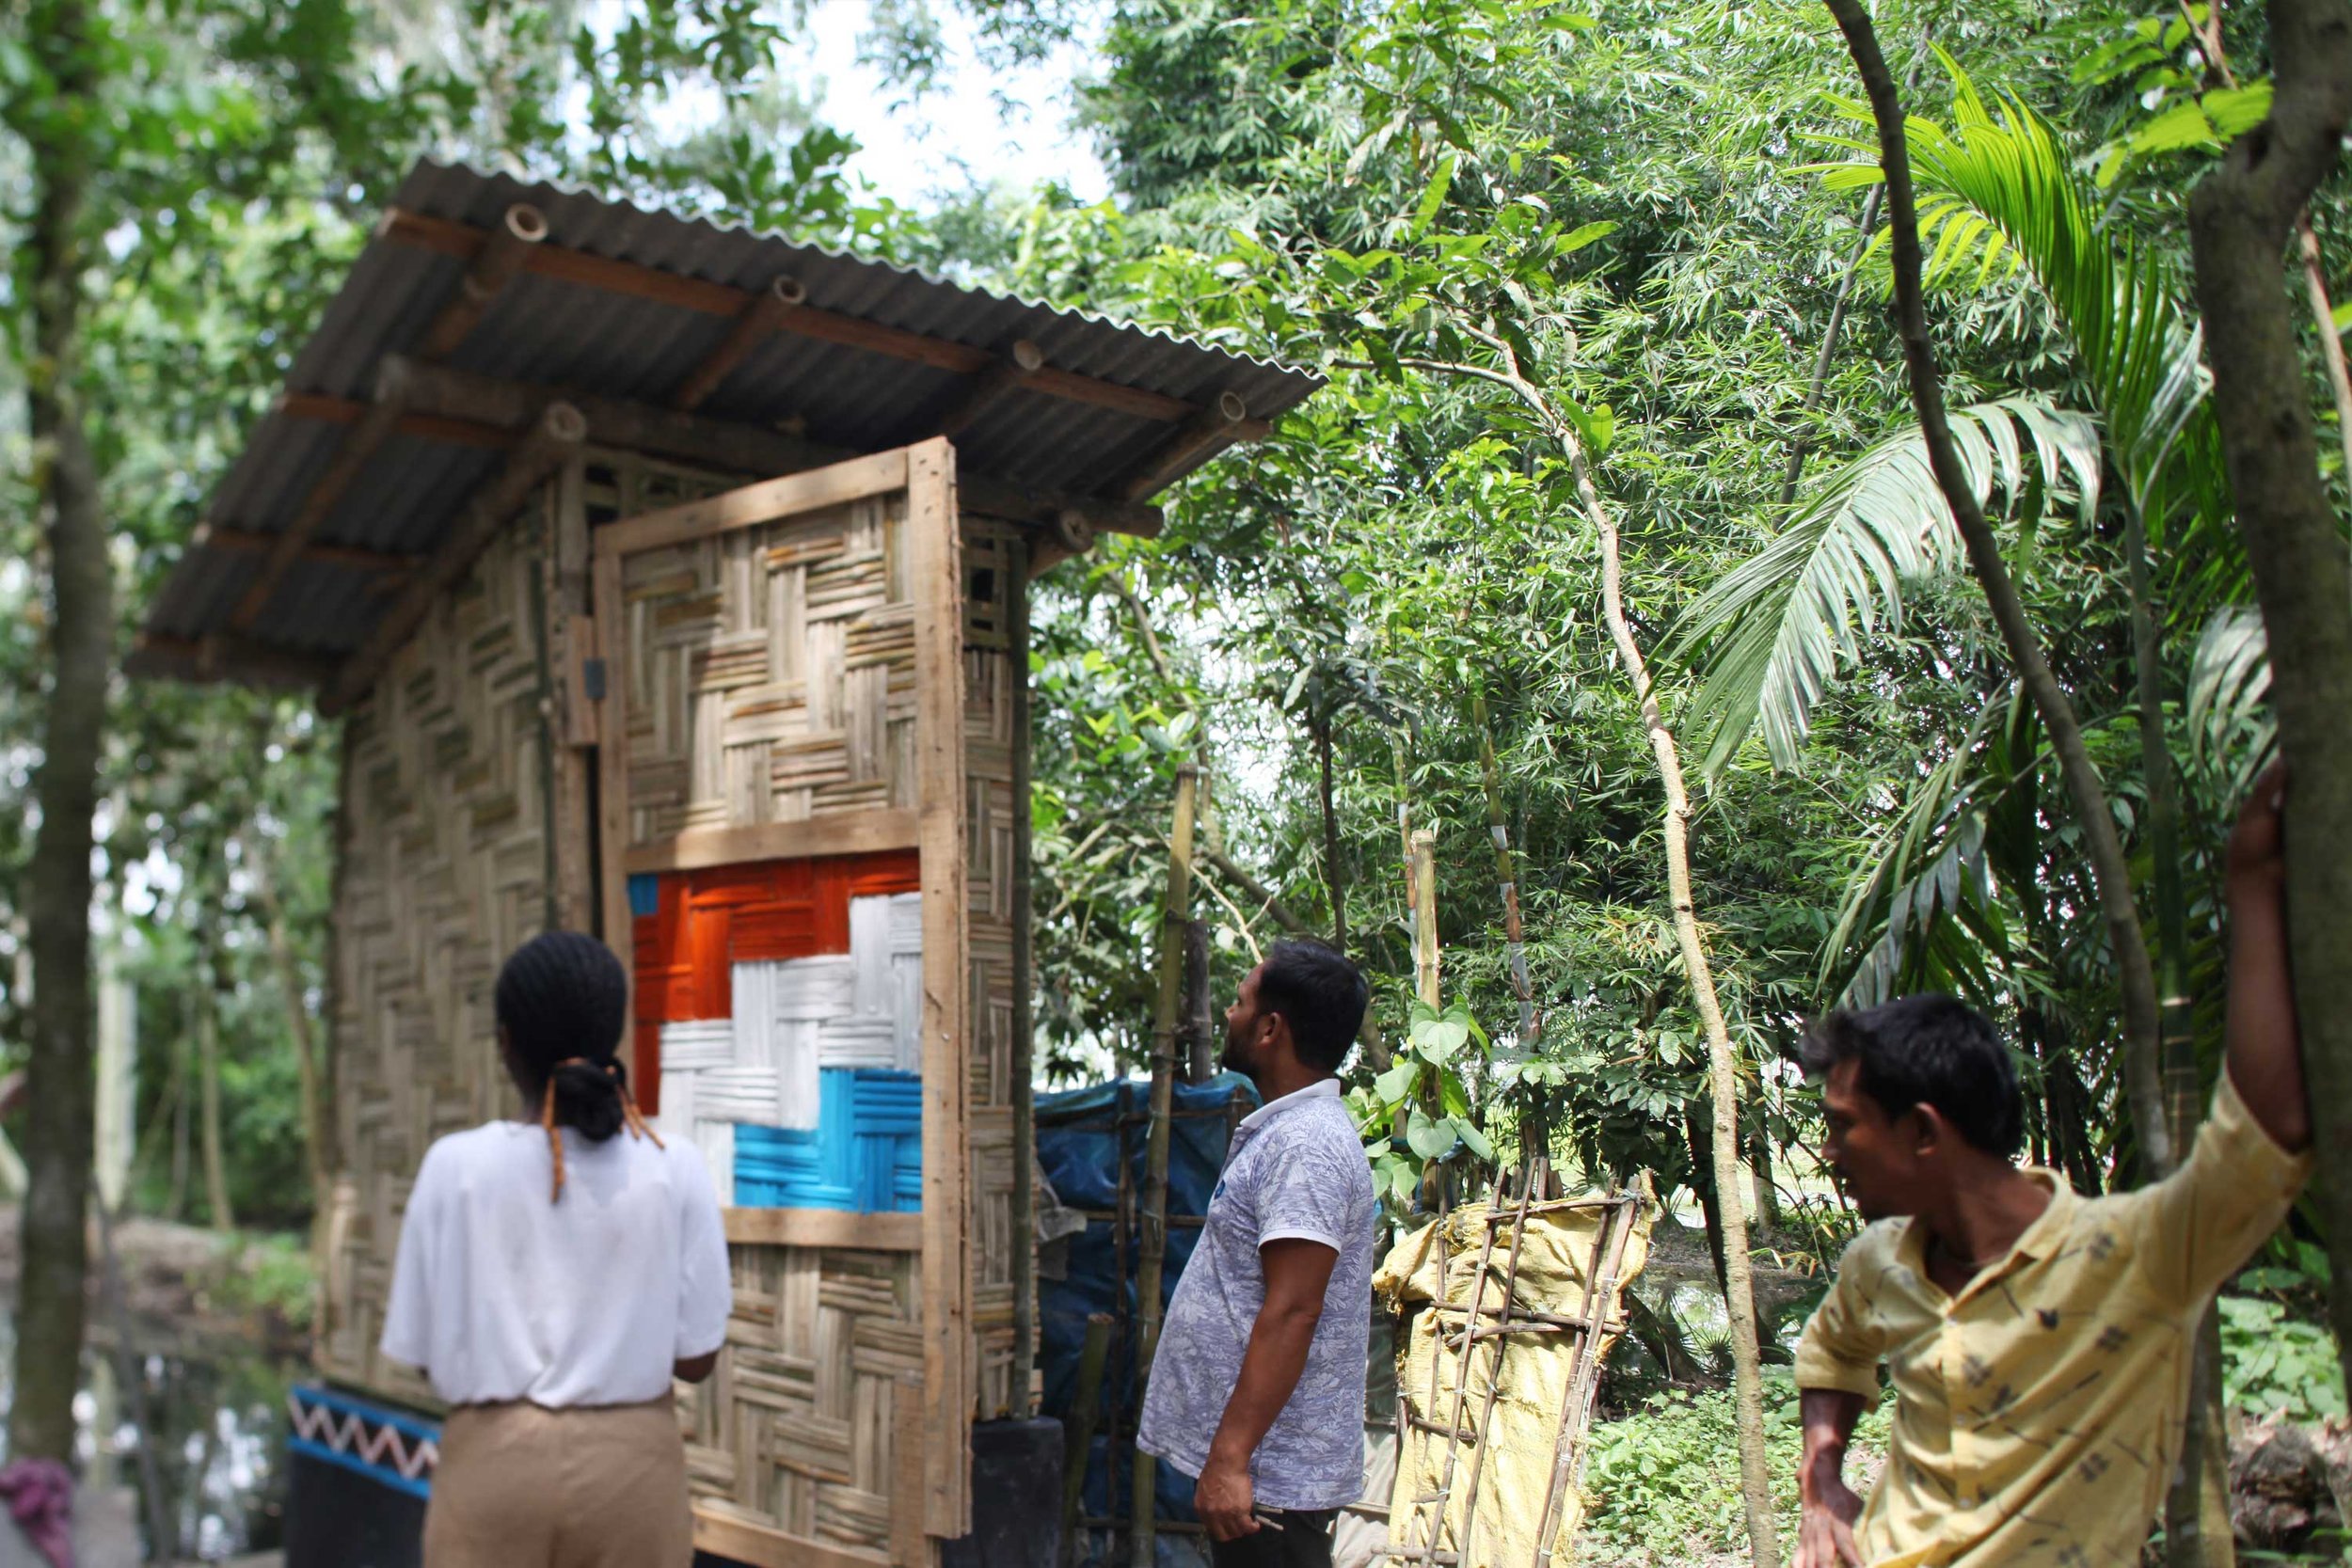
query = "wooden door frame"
(589, 436, 972, 1549)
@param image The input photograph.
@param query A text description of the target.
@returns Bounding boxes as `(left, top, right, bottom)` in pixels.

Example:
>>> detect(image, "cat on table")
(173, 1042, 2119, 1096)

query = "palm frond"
(1667, 398, 2098, 775)
(1820, 60, 2235, 569)
(2185, 605, 2275, 800)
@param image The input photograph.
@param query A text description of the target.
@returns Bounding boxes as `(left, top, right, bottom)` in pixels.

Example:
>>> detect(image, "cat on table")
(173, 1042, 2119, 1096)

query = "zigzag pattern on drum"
(286, 1385, 440, 1500)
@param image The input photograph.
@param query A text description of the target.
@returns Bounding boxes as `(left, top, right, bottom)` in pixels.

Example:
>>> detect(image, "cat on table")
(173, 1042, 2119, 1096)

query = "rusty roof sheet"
(135, 158, 1323, 682)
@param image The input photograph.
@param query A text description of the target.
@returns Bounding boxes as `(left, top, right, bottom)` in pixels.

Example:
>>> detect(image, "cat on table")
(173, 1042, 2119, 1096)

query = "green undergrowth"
(1576, 1370, 1889, 1567)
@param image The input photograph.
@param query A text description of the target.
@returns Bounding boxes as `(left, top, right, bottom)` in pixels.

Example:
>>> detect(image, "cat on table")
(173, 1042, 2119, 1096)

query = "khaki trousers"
(423, 1399, 693, 1568)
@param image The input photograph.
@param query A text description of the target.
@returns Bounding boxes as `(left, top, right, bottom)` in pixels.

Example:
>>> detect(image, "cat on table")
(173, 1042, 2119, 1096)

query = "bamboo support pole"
(1411, 830, 1440, 1008)
(1417, 1180, 1537, 1568)
(1131, 763, 1200, 1568)
(1011, 540, 1040, 1413)
(1527, 1197, 1640, 1568)
(1063, 1313, 1115, 1567)
(1472, 693, 1536, 1047)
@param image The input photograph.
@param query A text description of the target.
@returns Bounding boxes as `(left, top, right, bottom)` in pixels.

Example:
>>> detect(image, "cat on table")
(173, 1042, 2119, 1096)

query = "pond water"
(0, 1307, 303, 1560)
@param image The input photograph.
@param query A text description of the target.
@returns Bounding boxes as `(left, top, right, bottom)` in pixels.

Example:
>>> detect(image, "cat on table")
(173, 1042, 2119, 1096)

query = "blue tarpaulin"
(1035, 1072, 1259, 1544)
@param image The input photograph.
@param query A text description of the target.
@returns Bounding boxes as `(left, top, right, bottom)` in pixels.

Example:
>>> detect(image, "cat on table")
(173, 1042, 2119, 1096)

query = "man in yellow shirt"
(1794, 766, 2313, 1568)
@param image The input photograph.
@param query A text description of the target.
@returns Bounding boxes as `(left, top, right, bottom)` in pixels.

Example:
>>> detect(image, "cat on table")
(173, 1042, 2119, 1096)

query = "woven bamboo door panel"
(323, 495, 556, 1401)
(594, 442, 974, 1565)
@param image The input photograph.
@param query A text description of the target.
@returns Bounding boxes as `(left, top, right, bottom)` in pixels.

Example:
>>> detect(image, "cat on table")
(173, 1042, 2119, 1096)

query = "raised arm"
(1192, 1238, 1339, 1542)
(2223, 760, 2310, 1152)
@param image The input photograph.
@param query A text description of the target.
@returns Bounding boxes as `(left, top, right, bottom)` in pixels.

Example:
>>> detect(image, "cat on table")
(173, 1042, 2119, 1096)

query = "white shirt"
(380, 1120, 732, 1407)
(1136, 1077, 1376, 1511)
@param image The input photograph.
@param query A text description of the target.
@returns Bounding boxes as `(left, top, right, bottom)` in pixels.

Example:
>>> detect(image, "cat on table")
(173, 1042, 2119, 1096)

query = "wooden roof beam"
(195, 523, 421, 578)
(377, 354, 1164, 539)
(131, 633, 338, 690)
(1118, 390, 1268, 503)
(381, 211, 1199, 425)
(934, 339, 1045, 438)
(323, 402, 589, 715)
(230, 356, 413, 630)
(413, 203, 548, 361)
(276, 392, 513, 449)
(671, 276, 807, 412)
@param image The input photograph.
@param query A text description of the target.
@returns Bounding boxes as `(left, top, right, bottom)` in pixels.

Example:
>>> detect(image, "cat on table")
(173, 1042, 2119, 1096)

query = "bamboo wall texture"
(320, 496, 556, 1398)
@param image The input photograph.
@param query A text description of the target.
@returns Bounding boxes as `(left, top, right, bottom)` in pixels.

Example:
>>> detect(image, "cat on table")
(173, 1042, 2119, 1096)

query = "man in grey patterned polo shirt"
(1137, 940, 1376, 1568)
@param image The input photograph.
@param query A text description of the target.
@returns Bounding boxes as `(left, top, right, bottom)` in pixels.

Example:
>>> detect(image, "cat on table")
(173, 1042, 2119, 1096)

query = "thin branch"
(1825, 0, 2169, 1172)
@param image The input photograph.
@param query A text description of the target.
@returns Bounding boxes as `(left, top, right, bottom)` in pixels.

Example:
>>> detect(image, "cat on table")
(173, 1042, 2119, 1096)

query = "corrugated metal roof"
(135, 158, 1323, 683)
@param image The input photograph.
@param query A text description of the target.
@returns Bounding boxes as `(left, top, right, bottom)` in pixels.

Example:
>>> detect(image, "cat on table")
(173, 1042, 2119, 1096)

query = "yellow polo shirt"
(1795, 1069, 2311, 1568)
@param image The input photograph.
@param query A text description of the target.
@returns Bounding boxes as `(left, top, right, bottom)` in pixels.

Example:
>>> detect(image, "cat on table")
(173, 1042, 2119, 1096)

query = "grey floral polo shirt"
(1136, 1078, 1376, 1512)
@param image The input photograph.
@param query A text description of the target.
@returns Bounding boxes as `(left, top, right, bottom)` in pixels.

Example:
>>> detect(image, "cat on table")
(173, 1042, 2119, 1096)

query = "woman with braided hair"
(380, 930, 731, 1567)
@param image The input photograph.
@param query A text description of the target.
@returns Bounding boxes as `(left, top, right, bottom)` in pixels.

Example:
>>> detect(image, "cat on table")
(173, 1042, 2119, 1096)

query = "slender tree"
(2184, 0, 2352, 1389)
(8, 0, 110, 1465)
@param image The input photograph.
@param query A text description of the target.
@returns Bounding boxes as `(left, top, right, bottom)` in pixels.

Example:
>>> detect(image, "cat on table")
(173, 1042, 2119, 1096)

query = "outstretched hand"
(2226, 757, 2289, 896)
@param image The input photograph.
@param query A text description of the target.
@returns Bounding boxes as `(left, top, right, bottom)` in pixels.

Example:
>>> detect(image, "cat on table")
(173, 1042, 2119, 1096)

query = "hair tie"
(542, 1055, 665, 1203)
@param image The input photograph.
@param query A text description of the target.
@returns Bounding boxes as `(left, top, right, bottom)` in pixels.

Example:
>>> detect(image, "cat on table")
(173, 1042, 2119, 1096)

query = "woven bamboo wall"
(323, 445, 1029, 1566)
(611, 489, 915, 846)
(962, 518, 1023, 1419)
(320, 494, 555, 1399)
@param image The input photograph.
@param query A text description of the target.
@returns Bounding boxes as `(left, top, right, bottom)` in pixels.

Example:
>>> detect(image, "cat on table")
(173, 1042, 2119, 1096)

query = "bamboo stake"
(1064, 1313, 1115, 1567)
(1528, 1196, 1640, 1568)
(199, 958, 233, 1235)
(1394, 740, 1419, 975)
(1471, 692, 1536, 1047)
(1132, 763, 1200, 1568)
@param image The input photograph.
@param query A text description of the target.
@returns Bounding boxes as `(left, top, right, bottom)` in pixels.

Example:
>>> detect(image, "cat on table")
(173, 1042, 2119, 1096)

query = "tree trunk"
(199, 973, 234, 1235)
(1315, 712, 1348, 957)
(9, 0, 109, 1465)
(2130, 505, 2232, 1568)
(2184, 0, 2352, 1399)
(1577, 433, 1780, 1568)
(1824, 0, 2170, 1177)
(250, 843, 331, 1227)
(1472, 690, 1538, 1048)
(1131, 763, 1199, 1568)
(1183, 918, 1214, 1084)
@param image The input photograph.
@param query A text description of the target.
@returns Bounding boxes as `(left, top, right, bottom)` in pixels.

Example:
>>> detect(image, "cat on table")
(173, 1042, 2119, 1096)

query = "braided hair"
(494, 931, 660, 1200)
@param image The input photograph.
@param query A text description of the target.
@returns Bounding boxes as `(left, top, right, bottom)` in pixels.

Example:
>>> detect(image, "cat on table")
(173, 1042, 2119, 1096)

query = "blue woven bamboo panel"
(735, 1069, 922, 1212)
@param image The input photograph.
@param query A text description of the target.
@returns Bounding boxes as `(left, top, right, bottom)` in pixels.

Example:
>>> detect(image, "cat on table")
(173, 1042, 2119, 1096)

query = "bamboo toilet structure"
(134, 161, 1320, 1568)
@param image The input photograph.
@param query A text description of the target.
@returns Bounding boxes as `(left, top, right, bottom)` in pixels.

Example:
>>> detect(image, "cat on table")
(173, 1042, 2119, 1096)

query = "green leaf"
(1374, 1061, 1422, 1105)
(1410, 1013, 1471, 1062)
(1406, 1107, 1456, 1160)
(1409, 153, 1456, 241)
(2128, 99, 2217, 154)
(1453, 1118, 1496, 1162)
(1556, 219, 1617, 255)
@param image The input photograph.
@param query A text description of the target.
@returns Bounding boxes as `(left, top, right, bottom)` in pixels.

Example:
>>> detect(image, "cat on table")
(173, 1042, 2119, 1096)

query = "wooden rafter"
(322, 401, 589, 714)
(130, 632, 337, 689)
(228, 357, 414, 630)
(413, 203, 548, 360)
(358, 355, 1164, 538)
(277, 392, 511, 449)
(934, 338, 1045, 438)
(380, 210, 1200, 424)
(671, 276, 808, 412)
(1118, 389, 1267, 503)
(195, 523, 421, 578)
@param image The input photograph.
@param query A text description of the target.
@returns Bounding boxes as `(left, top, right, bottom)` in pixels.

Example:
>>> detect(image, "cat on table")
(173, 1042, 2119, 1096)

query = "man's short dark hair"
(1255, 940, 1369, 1072)
(1799, 993, 2024, 1156)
